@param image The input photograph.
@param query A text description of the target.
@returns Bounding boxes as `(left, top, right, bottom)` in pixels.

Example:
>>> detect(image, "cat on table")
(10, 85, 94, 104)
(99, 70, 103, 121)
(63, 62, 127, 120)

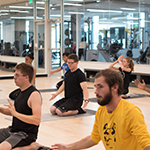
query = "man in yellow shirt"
(51, 69, 150, 150)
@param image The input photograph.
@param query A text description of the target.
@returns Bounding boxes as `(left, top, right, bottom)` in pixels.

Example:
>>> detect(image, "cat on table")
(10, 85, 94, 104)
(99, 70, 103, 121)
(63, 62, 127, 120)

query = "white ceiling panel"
(127, 0, 150, 4)
(0, 0, 28, 6)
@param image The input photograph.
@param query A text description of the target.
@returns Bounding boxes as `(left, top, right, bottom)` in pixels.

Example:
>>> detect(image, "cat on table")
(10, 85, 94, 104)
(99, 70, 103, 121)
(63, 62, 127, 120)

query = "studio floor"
(0, 76, 150, 150)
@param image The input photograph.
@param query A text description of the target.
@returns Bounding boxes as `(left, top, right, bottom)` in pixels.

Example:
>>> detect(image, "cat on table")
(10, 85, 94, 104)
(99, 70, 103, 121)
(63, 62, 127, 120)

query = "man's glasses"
(14, 74, 27, 78)
(68, 61, 77, 65)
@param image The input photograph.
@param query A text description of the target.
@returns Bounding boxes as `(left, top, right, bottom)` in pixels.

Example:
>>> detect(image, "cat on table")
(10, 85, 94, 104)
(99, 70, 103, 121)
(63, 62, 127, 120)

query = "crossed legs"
(50, 105, 78, 117)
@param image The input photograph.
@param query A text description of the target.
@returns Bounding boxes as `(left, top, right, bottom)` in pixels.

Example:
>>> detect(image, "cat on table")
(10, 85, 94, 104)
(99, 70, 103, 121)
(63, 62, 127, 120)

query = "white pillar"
(45, 0, 50, 76)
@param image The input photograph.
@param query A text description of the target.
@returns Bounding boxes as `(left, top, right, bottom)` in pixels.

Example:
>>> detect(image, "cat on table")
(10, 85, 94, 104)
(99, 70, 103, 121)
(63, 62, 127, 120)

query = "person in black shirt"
(0, 63, 42, 150)
(109, 55, 134, 98)
(49, 54, 89, 116)
(25, 52, 36, 86)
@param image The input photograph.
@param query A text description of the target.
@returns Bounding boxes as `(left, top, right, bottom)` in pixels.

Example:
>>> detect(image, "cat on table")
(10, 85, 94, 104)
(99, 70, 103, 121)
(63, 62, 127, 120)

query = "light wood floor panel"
(0, 77, 150, 149)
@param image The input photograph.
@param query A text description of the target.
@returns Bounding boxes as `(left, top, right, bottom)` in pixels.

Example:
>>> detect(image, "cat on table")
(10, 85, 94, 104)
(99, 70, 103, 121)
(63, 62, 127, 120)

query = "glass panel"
(38, 49, 44, 68)
(36, 24, 45, 68)
(36, 1, 45, 20)
(63, 0, 150, 64)
(37, 24, 45, 48)
(51, 23, 61, 48)
(50, 0, 61, 19)
(0, 2, 34, 57)
(51, 23, 61, 69)
(64, 0, 85, 55)
(51, 50, 61, 69)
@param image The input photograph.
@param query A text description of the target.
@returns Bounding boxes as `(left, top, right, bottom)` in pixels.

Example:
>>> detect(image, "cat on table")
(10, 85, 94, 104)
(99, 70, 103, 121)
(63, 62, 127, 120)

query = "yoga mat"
(89, 98, 97, 103)
(89, 93, 150, 102)
(124, 93, 150, 99)
(5, 109, 96, 122)
(39, 87, 94, 93)
(39, 89, 57, 92)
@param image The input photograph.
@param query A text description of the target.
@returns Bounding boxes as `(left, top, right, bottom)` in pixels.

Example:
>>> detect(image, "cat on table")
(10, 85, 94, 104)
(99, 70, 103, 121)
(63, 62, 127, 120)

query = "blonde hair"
(124, 57, 134, 71)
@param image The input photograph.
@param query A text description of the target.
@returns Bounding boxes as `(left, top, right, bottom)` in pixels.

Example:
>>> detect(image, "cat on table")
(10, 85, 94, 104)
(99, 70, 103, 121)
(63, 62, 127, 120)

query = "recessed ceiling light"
(121, 7, 136, 11)
(0, 13, 9, 16)
(123, 21, 138, 25)
(64, 0, 83, 1)
(9, 6, 32, 9)
(87, 9, 122, 13)
(36, 2, 45, 4)
(99, 21, 113, 23)
(64, 3, 82, 6)
(69, 12, 84, 14)
(10, 10, 29, 13)
(0, 10, 9, 12)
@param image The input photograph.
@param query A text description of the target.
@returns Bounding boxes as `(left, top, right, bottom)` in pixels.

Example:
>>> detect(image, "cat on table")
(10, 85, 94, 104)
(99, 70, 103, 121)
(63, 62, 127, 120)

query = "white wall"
(0, 55, 24, 64)
(78, 61, 150, 74)
(3, 24, 15, 43)
(0, 56, 150, 77)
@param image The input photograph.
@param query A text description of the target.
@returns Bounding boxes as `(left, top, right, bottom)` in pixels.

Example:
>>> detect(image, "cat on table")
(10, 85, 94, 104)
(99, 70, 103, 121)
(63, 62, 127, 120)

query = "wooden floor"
(0, 76, 150, 149)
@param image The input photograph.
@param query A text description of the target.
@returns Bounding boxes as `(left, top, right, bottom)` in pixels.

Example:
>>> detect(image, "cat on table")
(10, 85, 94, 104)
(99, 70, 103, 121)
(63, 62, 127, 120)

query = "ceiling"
(0, 0, 28, 6)
(1, 0, 150, 6)
(0, 0, 150, 23)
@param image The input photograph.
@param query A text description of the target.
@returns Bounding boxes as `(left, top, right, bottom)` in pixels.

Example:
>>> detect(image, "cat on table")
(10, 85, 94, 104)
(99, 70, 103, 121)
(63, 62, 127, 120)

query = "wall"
(78, 61, 150, 74)
(3, 23, 15, 43)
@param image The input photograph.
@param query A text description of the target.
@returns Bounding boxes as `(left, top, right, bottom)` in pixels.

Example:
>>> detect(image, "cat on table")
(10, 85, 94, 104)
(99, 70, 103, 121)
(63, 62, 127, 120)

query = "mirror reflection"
(0, 0, 150, 76)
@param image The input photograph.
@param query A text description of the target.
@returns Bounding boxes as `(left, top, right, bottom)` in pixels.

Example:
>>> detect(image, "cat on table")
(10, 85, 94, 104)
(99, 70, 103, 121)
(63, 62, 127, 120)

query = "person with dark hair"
(78, 37, 89, 61)
(9, 52, 36, 101)
(49, 54, 89, 116)
(25, 52, 36, 86)
(0, 63, 42, 150)
(50, 52, 70, 89)
(51, 69, 150, 150)
(109, 55, 134, 98)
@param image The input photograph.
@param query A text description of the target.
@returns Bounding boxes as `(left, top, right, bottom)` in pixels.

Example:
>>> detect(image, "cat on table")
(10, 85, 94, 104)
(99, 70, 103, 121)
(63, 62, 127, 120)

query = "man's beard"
(97, 90, 112, 106)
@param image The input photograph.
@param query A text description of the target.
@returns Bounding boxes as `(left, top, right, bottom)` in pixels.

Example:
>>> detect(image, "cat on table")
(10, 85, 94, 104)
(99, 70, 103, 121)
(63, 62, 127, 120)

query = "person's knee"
(0, 141, 12, 150)
(55, 109, 63, 117)
(50, 106, 56, 115)
(12, 142, 40, 150)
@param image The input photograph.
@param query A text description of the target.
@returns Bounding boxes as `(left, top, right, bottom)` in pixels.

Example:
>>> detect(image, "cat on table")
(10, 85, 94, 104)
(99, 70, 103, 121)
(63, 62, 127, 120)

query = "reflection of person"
(49, 54, 89, 116)
(79, 37, 89, 61)
(109, 55, 134, 98)
(50, 52, 70, 89)
(25, 52, 36, 86)
(135, 79, 150, 93)
(51, 69, 150, 150)
(0, 63, 42, 150)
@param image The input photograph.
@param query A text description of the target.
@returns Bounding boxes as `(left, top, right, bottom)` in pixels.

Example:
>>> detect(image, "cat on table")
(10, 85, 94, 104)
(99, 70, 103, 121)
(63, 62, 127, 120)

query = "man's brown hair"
(95, 69, 123, 95)
(67, 53, 79, 62)
(15, 63, 34, 83)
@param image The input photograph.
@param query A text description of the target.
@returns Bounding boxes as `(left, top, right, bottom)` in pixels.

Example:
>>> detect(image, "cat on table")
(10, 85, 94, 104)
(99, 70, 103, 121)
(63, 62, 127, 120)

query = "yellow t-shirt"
(91, 99, 150, 150)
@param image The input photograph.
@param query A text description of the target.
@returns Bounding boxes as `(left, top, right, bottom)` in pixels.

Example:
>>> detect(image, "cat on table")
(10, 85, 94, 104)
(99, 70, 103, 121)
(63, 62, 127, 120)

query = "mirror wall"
(62, 0, 150, 64)
(0, 0, 150, 76)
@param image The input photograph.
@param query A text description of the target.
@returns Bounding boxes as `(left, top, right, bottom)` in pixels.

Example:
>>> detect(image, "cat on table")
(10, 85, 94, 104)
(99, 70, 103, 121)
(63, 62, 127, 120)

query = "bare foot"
(30, 142, 43, 150)
(121, 94, 128, 98)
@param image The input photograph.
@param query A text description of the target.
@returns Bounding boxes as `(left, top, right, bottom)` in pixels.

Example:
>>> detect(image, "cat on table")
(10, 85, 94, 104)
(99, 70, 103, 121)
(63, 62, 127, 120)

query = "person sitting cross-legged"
(0, 63, 42, 150)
